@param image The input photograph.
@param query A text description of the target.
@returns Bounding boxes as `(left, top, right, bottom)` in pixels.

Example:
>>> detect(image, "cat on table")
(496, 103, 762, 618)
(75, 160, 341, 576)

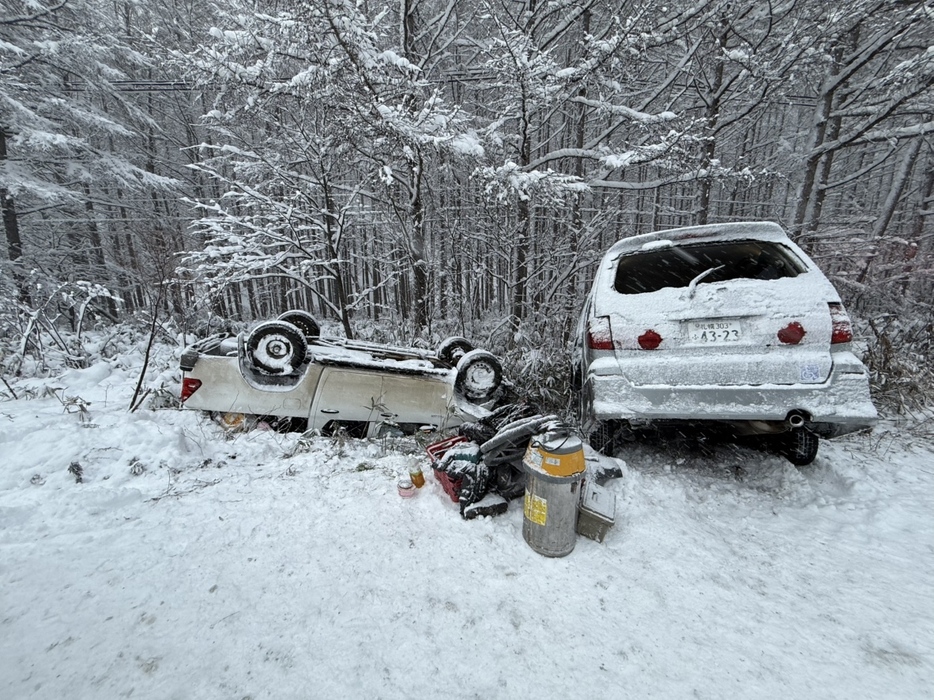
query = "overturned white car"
(180, 311, 503, 436)
(576, 221, 878, 465)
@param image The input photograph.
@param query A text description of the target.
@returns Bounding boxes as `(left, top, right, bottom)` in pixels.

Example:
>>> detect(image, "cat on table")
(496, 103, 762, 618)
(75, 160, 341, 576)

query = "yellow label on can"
(542, 448, 585, 477)
(524, 443, 585, 477)
(524, 490, 548, 526)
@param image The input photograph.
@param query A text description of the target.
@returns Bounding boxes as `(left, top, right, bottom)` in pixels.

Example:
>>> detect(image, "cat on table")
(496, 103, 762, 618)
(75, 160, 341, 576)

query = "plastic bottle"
(409, 462, 425, 488)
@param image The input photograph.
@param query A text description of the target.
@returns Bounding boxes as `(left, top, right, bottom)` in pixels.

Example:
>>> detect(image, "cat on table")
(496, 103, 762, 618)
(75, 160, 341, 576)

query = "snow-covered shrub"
(475, 313, 577, 420)
(498, 342, 576, 419)
(861, 314, 934, 414)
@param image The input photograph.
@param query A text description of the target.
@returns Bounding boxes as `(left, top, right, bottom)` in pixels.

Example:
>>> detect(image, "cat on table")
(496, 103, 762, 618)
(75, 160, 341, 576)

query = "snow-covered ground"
(1, 350, 932, 699)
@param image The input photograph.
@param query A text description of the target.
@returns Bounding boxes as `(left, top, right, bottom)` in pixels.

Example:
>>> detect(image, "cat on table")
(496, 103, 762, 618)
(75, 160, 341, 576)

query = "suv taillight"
(586, 316, 614, 350)
(638, 329, 663, 350)
(829, 303, 853, 344)
(777, 322, 806, 345)
(181, 377, 202, 402)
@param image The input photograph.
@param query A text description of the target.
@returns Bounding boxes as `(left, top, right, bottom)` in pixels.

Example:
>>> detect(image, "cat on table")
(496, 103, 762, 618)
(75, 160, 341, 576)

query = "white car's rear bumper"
(585, 351, 877, 434)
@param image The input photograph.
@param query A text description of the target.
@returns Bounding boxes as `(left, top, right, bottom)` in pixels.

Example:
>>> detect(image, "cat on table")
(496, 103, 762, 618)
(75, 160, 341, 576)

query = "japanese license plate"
(685, 319, 743, 344)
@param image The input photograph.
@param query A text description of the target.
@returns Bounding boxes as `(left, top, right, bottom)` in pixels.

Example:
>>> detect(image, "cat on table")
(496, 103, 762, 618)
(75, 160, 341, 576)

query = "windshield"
(614, 239, 807, 295)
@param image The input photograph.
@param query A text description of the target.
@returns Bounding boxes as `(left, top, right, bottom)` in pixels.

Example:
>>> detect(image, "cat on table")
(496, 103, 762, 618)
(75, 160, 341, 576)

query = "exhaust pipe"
(787, 411, 807, 429)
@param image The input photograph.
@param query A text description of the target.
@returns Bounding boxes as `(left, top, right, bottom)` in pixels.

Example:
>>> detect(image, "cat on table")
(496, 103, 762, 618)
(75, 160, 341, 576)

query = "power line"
(62, 80, 194, 93)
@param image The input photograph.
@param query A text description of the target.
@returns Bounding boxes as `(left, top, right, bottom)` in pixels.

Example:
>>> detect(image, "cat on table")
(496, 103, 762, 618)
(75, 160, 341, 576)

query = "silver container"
(521, 431, 585, 558)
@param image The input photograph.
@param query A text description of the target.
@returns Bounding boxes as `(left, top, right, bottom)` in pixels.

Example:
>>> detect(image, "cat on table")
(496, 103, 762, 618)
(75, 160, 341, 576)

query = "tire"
(246, 320, 308, 375)
(455, 350, 503, 402)
(437, 336, 474, 365)
(779, 428, 819, 466)
(277, 310, 320, 340)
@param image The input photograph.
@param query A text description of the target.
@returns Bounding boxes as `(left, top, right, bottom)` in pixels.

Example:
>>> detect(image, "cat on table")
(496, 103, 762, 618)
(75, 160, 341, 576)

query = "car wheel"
(455, 350, 502, 402)
(437, 336, 474, 365)
(246, 320, 308, 375)
(277, 310, 320, 340)
(779, 428, 819, 466)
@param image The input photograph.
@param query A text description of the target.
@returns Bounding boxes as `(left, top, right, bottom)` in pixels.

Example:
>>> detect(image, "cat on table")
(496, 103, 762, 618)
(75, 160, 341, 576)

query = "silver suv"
(576, 221, 877, 465)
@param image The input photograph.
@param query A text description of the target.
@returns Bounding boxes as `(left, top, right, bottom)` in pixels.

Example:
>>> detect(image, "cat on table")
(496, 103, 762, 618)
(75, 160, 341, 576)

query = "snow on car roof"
(605, 221, 789, 259)
(588, 220, 840, 318)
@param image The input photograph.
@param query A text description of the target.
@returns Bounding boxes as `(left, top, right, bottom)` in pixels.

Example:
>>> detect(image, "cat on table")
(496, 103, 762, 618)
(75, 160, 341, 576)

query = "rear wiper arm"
(685, 265, 724, 299)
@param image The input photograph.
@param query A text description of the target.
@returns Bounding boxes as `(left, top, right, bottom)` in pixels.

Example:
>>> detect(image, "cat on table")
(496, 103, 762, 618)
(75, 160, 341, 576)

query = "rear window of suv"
(614, 240, 807, 295)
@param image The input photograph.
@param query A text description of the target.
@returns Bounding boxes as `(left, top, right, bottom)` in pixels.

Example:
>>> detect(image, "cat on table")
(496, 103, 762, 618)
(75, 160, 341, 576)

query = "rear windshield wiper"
(685, 265, 725, 299)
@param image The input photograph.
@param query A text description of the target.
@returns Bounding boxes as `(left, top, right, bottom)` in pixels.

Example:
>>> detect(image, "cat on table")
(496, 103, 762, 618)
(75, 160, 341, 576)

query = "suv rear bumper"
(584, 353, 877, 434)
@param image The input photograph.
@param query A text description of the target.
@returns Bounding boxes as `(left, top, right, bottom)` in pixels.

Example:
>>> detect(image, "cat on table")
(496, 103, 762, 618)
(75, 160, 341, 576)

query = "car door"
(379, 373, 453, 430)
(309, 367, 381, 431)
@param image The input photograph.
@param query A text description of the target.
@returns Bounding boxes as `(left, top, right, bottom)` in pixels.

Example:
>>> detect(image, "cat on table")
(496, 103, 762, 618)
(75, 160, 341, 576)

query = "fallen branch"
(1, 375, 17, 400)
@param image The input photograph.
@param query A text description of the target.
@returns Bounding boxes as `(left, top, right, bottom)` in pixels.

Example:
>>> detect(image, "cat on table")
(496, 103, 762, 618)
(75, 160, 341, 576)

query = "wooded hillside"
(2, 0, 932, 409)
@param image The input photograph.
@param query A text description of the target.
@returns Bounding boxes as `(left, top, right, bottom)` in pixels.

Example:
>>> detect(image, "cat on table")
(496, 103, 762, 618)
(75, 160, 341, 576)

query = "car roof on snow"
(604, 221, 790, 259)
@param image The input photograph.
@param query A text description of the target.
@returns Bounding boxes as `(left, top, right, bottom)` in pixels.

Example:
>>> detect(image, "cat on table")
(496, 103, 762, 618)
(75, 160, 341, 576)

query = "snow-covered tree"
(0, 0, 181, 318)
(182, 0, 483, 335)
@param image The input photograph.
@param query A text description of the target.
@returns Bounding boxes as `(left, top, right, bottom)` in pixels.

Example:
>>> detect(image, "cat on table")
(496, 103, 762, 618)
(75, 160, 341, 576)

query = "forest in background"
(1, 0, 932, 414)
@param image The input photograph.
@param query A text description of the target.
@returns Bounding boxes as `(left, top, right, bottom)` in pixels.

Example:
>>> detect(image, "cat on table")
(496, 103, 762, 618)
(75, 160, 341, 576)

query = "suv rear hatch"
(593, 238, 836, 387)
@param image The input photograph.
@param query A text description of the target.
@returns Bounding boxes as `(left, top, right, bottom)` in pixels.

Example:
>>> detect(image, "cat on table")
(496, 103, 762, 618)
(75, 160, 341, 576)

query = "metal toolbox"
(577, 480, 616, 543)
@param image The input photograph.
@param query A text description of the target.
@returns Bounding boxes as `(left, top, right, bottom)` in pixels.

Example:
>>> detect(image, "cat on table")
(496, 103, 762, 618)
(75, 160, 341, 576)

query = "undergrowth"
(860, 314, 934, 417)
